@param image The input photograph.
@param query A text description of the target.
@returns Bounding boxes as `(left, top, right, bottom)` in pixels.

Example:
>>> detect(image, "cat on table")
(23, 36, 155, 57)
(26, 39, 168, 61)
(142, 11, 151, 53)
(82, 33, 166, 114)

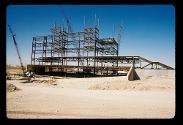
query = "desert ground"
(6, 66, 175, 119)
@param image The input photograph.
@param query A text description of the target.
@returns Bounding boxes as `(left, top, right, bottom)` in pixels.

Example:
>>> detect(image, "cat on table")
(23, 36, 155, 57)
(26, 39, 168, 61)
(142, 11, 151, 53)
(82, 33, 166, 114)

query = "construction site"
(25, 15, 174, 77)
(6, 5, 175, 119)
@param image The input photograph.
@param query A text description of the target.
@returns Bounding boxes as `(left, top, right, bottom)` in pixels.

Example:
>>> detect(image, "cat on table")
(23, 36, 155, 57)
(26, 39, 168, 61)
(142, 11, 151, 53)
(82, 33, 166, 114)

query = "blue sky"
(6, 5, 175, 68)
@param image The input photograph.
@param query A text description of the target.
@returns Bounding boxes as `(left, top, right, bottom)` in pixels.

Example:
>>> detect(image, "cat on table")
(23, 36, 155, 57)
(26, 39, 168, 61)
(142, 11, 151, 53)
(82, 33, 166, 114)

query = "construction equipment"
(57, 5, 80, 56)
(8, 25, 34, 82)
(8, 24, 25, 75)
(57, 5, 84, 67)
(116, 24, 123, 55)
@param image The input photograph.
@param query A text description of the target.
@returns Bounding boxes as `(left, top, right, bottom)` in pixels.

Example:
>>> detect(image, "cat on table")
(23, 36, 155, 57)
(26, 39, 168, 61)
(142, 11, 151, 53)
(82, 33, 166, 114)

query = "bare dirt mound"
(32, 79, 57, 86)
(7, 83, 21, 92)
(88, 77, 174, 91)
(88, 81, 146, 91)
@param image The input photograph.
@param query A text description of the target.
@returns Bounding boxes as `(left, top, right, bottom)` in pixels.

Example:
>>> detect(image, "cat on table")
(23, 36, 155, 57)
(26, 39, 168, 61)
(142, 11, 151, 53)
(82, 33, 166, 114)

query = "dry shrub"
(7, 83, 21, 92)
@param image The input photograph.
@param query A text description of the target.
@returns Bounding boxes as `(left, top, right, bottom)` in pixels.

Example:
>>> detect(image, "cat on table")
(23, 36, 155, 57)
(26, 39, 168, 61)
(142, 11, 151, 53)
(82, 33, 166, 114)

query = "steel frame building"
(28, 17, 174, 76)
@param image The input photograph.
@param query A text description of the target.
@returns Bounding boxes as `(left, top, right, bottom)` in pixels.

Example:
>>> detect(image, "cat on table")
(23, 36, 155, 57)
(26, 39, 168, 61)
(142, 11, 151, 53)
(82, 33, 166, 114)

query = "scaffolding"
(29, 16, 174, 76)
(30, 16, 119, 75)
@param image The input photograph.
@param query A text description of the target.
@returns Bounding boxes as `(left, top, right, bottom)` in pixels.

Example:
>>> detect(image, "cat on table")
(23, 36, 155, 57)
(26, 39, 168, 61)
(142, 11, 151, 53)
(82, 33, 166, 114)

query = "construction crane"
(57, 6, 79, 54)
(116, 25, 123, 47)
(57, 5, 83, 67)
(57, 5, 72, 33)
(8, 24, 25, 75)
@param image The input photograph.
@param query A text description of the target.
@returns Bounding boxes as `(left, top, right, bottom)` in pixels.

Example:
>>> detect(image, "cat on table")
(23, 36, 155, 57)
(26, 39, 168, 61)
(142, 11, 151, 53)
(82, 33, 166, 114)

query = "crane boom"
(8, 24, 25, 74)
(57, 5, 80, 56)
(117, 25, 123, 44)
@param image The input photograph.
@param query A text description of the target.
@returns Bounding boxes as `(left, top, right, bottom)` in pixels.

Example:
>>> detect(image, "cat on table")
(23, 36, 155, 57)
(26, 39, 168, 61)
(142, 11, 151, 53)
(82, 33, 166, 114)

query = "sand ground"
(6, 72, 175, 119)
